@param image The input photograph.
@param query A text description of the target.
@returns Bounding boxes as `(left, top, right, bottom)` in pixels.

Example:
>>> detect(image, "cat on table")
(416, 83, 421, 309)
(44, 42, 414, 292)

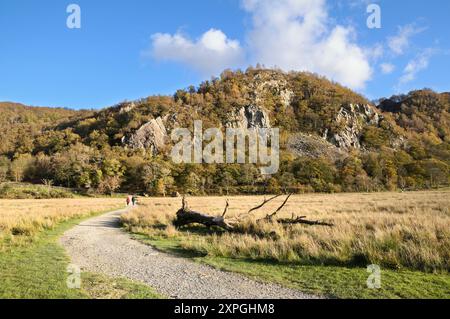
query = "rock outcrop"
(227, 105, 271, 129)
(250, 72, 294, 109)
(121, 72, 385, 156)
(122, 117, 168, 155)
(226, 71, 294, 129)
(327, 104, 382, 149)
(225, 71, 385, 152)
(118, 102, 136, 114)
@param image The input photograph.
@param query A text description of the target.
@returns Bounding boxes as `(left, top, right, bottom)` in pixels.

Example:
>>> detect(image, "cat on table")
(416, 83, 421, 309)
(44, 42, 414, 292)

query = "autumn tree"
(0, 156, 10, 182)
(9, 154, 33, 182)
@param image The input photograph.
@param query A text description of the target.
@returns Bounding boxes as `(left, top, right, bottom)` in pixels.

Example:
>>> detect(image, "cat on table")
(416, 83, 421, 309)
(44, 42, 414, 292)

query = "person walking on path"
(132, 196, 138, 206)
(126, 195, 132, 207)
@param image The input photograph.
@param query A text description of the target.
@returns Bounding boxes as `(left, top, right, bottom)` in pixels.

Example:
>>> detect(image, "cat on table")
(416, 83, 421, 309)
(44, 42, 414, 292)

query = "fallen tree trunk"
(173, 197, 234, 231)
(173, 196, 333, 231)
(174, 209, 234, 231)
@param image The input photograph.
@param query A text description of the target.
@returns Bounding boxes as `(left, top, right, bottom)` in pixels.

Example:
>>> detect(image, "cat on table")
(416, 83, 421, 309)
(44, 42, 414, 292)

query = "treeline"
(0, 145, 448, 196)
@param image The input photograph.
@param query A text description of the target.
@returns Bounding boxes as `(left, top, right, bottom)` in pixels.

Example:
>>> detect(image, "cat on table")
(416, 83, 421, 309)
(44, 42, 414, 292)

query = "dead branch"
(181, 195, 188, 210)
(264, 194, 292, 221)
(257, 194, 334, 227)
(248, 194, 282, 214)
(235, 194, 283, 221)
(278, 216, 334, 227)
(222, 199, 230, 217)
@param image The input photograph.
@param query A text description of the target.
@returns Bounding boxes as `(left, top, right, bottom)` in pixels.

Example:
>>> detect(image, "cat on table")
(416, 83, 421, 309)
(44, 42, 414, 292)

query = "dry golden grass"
(0, 198, 124, 246)
(123, 191, 450, 272)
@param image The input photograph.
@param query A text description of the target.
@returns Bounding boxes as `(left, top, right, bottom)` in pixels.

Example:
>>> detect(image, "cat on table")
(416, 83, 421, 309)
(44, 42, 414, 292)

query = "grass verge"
(0, 211, 164, 299)
(132, 234, 450, 299)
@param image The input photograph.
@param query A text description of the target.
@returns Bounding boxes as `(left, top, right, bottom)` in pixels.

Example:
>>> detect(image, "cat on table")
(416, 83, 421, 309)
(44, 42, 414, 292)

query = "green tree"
(267, 177, 281, 194)
(278, 172, 296, 193)
(35, 129, 81, 155)
(142, 159, 172, 195)
(382, 159, 398, 191)
(293, 158, 336, 192)
(88, 130, 110, 149)
(219, 170, 236, 195)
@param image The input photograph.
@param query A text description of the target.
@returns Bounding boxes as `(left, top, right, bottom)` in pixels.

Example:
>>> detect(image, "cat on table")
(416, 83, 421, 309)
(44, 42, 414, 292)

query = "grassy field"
(122, 191, 450, 299)
(0, 198, 163, 299)
(1, 193, 448, 299)
(0, 198, 125, 247)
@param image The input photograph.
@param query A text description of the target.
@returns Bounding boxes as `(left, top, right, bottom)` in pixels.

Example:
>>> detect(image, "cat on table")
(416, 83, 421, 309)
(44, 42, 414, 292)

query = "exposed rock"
(288, 133, 347, 162)
(227, 105, 271, 129)
(122, 117, 168, 155)
(392, 136, 407, 149)
(118, 102, 136, 114)
(327, 104, 382, 150)
(226, 71, 294, 129)
(162, 113, 179, 131)
(251, 74, 294, 109)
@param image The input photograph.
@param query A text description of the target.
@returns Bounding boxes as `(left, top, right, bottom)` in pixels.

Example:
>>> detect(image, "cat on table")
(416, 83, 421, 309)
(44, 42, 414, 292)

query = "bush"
(0, 183, 75, 199)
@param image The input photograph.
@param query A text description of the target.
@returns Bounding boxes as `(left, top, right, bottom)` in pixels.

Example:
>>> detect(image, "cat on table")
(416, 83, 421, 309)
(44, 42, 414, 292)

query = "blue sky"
(0, 0, 449, 109)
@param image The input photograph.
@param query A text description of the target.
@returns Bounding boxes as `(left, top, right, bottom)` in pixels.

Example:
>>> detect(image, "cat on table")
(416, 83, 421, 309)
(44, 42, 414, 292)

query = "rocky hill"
(0, 69, 449, 194)
(57, 69, 399, 154)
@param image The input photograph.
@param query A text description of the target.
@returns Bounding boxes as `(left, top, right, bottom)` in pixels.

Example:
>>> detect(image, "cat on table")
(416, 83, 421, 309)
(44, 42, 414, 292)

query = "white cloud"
(365, 43, 384, 61)
(380, 63, 395, 74)
(242, 0, 372, 89)
(147, 0, 373, 89)
(149, 29, 244, 75)
(399, 49, 434, 84)
(388, 24, 425, 55)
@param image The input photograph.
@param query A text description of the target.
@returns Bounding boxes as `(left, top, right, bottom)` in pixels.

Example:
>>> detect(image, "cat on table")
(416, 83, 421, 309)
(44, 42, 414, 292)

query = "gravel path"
(60, 209, 316, 299)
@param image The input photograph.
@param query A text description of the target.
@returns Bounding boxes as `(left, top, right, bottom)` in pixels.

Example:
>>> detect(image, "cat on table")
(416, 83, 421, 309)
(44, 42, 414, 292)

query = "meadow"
(1, 192, 448, 299)
(0, 198, 125, 247)
(122, 191, 450, 298)
(0, 197, 163, 299)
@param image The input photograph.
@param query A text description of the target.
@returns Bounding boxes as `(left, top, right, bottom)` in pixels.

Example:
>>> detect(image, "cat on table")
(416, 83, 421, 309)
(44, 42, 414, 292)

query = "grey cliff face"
(122, 117, 168, 155)
(227, 105, 272, 129)
(226, 72, 294, 129)
(328, 104, 382, 150)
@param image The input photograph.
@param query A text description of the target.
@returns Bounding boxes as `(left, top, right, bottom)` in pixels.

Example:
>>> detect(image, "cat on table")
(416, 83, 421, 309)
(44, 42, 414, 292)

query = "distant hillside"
(0, 69, 449, 195)
(0, 102, 92, 157)
(377, 90, 450, 140)
(60, 69, 373, 148)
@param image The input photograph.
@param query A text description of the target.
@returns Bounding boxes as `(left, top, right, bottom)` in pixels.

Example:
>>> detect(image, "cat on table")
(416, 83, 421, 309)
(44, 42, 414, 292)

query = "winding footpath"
(60, 208, 316, 299)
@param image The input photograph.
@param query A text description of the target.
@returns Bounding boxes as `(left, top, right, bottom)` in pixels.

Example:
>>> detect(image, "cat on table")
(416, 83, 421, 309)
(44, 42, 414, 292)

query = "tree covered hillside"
(0, 102, 92, 157)
(0, 69, 449, 195)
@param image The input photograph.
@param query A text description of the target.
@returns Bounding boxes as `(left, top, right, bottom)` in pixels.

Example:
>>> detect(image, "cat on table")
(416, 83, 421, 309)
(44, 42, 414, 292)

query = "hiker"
(126, 195, 132, 207)
(132, 196, 138, 206)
